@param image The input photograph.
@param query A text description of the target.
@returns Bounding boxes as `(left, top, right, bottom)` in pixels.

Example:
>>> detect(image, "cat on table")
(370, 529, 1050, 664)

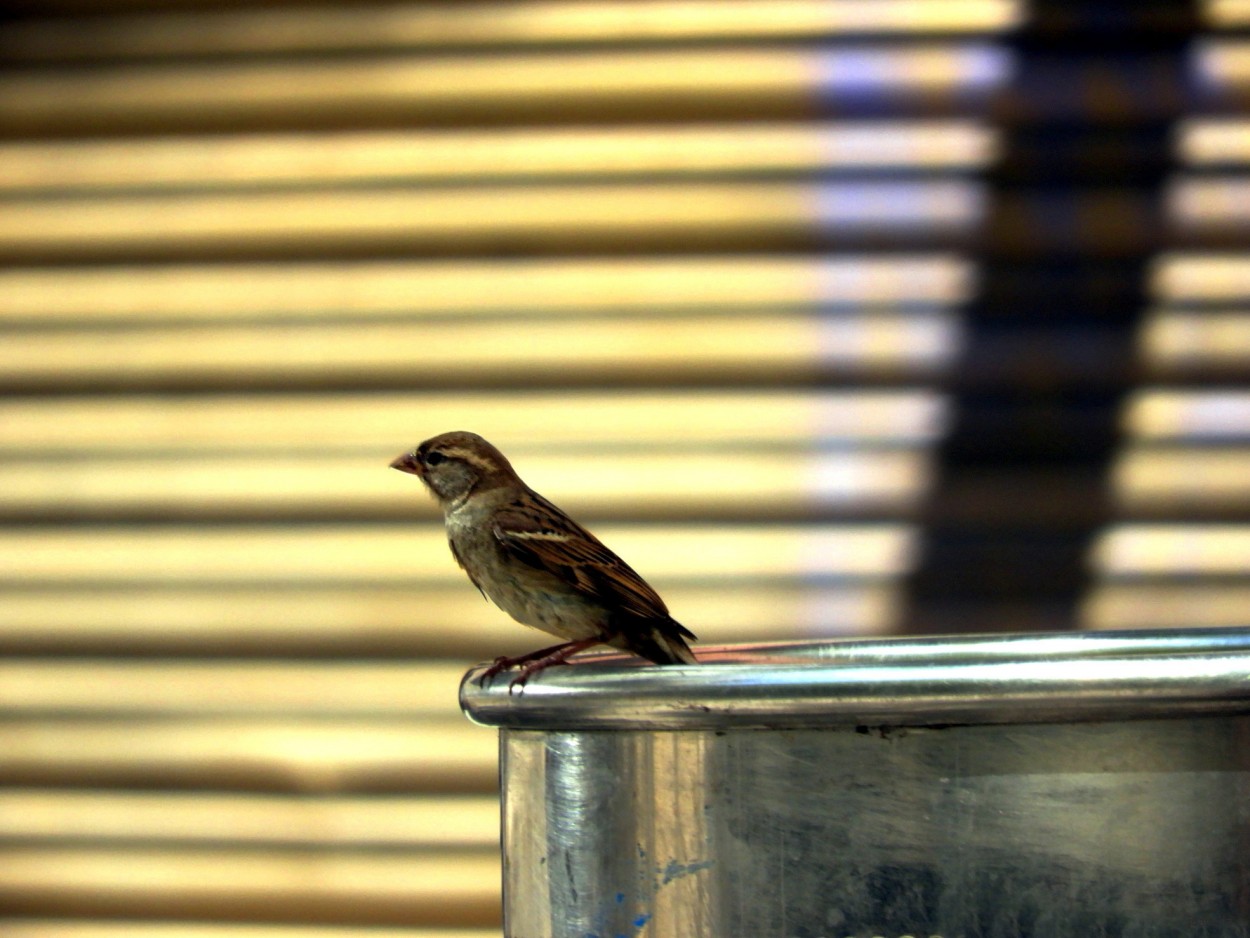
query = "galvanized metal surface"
(461, 629, 1250, 938)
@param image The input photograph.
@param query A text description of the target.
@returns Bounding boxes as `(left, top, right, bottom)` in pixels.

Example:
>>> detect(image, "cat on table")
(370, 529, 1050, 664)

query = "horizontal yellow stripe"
(0, 256, 970, 322)
(1083, 584, 1250, 630)
(0, 661, 469, 716)
(1177, 117, 1250, 165)
(0, 449, 931, 517)
(1209, 0, 1250, 27)
(1091, 524, 1250, 576)
(0, 1, 1021, 61)
(0, 524, 918, 584)
(1169, 175, 1250, 228)
(0, 719, 497, 790)
(1194, 39, 1250, 87)
(0, 46, 1007, 130)
(1152, 253, 1250, 302)
(1122, 390, 1250, 441)
(1141, 309, 1250, 366)
(0, 390, 947, 451)
(0, 847, 499, 925)
(0, 584, 899, 652)
(0, 181, 982, 258)
(0, 122, 995, 192)
(0, 314, 958, 386)
(0, 790, 498, 848)
(4, 923, 496, 938)
(1114, 447, 1250, 505)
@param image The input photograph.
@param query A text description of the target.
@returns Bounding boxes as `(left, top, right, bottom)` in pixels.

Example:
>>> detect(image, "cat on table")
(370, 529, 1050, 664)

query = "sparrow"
(390, 430, 697, 688)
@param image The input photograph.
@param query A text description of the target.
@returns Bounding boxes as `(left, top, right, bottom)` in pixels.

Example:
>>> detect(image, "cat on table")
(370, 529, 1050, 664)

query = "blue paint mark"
(614, 892, 625, 904)
(659, 858, 715, 886)
(633, 913, 651, 928)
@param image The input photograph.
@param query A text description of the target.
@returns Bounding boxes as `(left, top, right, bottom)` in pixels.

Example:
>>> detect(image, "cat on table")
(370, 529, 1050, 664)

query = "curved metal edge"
(459, 629, 1250, 730)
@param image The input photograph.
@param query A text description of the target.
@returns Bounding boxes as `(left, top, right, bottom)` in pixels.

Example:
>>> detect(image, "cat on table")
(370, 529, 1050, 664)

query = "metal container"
(460, 629, 1250, 937)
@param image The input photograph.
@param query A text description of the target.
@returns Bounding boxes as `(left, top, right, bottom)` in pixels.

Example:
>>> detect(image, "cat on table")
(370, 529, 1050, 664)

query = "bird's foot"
(478, 653, 532, 686)
(478, 638, 602, 694)
(479, 644, 564, 685)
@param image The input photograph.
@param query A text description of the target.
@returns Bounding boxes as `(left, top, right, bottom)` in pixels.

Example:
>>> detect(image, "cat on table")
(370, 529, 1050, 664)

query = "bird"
(390, 431, 697, 689)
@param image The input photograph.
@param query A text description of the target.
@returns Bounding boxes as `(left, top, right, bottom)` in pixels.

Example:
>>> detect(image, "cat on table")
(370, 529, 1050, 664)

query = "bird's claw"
(478, 655, 512, 686)
(477, 654, 532, 694)
(476, 639, 599, 694)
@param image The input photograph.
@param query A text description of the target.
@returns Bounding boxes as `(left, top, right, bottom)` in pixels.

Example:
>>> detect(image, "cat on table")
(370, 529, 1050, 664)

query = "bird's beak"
(390, 451, 422, 476)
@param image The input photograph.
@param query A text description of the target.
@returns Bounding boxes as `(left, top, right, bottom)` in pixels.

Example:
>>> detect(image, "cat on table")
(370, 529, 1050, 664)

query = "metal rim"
(459, 627, 1250, 730)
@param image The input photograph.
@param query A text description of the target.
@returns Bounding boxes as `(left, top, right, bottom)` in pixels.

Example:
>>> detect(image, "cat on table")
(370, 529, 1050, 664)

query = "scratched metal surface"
(500, 719, 1250, 937)
(466, 631, 1250, 937)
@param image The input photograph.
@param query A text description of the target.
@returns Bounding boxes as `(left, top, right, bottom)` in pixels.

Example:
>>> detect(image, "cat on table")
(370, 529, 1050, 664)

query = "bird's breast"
(444, 512, 603, 641)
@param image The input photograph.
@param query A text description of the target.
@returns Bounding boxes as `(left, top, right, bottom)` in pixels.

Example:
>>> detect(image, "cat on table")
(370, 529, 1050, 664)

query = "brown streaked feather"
(490, 492, 671, 621)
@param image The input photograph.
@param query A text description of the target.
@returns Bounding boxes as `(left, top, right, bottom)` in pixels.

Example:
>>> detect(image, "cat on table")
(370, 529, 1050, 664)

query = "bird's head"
(390, 430, 518, 507)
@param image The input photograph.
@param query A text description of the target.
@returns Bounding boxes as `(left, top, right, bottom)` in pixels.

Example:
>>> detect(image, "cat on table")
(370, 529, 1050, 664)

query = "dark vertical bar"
(902, 1, 1200, 634)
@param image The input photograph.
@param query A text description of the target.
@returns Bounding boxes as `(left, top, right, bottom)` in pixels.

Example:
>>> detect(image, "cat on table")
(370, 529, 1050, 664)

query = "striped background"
(2, 1, 1250, 934)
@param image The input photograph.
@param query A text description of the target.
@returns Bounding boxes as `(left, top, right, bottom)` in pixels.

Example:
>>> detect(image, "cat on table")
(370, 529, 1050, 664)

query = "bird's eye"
(424, 451, 447, 467)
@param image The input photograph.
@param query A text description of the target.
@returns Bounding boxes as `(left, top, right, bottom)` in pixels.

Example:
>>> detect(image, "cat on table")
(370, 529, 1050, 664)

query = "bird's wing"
(490, 493, 671, 620)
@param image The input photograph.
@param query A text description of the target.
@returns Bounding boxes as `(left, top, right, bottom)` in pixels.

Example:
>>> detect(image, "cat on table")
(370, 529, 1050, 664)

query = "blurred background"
(2, 0, 1250, 934)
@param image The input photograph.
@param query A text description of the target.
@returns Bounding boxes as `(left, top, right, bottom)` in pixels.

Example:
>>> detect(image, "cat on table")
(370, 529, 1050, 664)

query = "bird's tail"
(630, 618, 698, 665)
